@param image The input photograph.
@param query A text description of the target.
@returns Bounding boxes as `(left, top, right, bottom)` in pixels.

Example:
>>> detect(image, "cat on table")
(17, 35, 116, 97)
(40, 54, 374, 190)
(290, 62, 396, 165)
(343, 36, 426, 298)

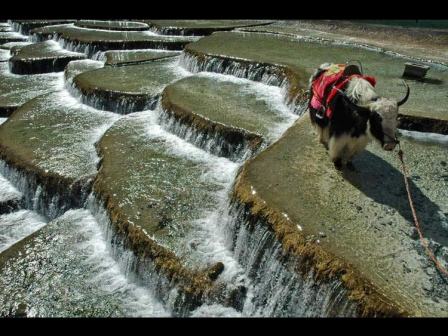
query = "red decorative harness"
(310, 64, 376, 119)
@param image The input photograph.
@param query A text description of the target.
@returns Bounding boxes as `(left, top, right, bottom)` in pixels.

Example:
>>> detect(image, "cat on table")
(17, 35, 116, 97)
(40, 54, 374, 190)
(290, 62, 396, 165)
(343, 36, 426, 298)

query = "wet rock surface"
(92, 111, 245, 313)
(0, 62, 63, 116)
(0, 91, 118, 198)
(161, 73, 297, 159)
(103, 49, 180, 66)
(9, 40, 85, 74)
(0, 20, 447, 317)
(239, 20, 448, 67)
(0, 32, 28, 44)
(0, 209, 168, 317)
(9, 20, 76, 35)
(0, 173, 23, 215)
(0, 49, 10, 62)
(94, 111, 230, 268)
(72, 57, 183, 112)
(30, 24, 198, 57)
(63, 59, 104, 83)
(0, 210, 46, 253)
(75, 20, 149, 31)
(146, 20, 274, 36)
(0, 41, 33, 51)
(233, 116, 448, 316)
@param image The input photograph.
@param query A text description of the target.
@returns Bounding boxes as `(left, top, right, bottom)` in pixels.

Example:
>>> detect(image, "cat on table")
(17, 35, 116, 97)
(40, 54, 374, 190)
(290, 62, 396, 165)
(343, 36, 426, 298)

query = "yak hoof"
(333, 158, 343, 170)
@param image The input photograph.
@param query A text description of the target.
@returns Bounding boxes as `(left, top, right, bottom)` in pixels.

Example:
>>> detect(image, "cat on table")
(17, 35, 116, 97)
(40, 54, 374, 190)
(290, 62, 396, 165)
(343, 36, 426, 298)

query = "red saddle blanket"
(310, 64, 376, 119)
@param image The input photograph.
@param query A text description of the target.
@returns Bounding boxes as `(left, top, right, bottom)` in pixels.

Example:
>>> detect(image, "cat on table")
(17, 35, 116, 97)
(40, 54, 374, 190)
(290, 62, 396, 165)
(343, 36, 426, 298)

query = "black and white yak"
(308, 62, 410, 170)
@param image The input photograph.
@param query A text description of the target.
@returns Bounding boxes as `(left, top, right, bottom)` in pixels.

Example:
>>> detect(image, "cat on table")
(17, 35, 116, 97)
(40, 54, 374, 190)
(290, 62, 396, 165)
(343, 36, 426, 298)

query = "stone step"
(0, 210, 46, 256)
(75, 20, 150, 31)
(0, 27, 13, 33)
(0, 90, 119, 213)
(103, 49, 180, 66)
(9, 20, 76, 35)
(0, 31, 28, 44)
(145, 20, 275, 36)
(93, 111, 245, 314)
(0, 62, 63, 117)
(237, 21, 448, 67)
(0, 49, 9, 62)
(9, 40, 86, 74)
(71, 57, 184, 113)
(64, 59, 104, 83)
(161, 73, 297, 160)
(30, 24, 198, 57)
(232, 115, 448, 316)
(0, 41, 33, 51)
(0, 208, 168, 317)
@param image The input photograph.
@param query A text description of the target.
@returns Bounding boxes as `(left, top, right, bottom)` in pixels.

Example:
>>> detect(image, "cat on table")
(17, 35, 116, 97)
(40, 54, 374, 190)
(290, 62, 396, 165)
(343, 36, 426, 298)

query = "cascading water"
(179, 52, 309, 115)
(0, 207, 168, 317)
(225, 202, 358, 317)
(1, 23, 375, 317)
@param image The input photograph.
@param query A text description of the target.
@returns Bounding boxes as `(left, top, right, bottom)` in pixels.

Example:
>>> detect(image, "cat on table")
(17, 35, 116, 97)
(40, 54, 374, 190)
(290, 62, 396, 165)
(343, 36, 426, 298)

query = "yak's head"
(342, 77, 410, 151)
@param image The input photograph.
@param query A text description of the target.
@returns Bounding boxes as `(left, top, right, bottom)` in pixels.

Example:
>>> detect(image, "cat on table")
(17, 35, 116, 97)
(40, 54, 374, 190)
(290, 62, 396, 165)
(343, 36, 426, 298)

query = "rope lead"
(397, 145, 448, 278)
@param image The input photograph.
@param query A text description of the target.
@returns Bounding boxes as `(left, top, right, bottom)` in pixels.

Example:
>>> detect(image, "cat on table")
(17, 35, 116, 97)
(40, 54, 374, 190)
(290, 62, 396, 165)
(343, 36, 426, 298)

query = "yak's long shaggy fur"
(309, 63, 403, 170)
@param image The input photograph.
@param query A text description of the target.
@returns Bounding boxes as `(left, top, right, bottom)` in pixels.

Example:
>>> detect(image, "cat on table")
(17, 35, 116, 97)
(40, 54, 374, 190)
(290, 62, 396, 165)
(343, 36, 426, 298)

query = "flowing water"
(1, 20, 446, 317)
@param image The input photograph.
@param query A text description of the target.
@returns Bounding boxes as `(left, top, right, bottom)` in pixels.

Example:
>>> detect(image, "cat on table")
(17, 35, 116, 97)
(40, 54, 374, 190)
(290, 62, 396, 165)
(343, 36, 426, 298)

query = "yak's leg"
(309, 109, 330, 150)
(313, 124, 330, 150)
(328, 135, 348, 170)
(345, 135, 370, 170)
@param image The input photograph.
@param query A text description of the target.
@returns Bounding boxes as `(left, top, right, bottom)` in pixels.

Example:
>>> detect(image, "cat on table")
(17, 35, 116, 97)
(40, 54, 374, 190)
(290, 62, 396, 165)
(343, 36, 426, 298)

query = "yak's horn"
(397, 80, 410, 106)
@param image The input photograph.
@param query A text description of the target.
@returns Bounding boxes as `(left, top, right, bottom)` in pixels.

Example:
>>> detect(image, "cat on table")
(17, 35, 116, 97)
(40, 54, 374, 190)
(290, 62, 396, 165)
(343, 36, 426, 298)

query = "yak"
(308, 62, 410, 170)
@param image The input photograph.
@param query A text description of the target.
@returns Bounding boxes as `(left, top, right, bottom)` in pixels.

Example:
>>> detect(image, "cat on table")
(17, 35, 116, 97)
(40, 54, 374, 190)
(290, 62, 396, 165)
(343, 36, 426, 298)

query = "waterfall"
(157, 106, 260, 162)
(0, 161, 92, 220)
(66, 81, 158, 114)
(225, 201, 358, 317)
(179, 52, 309, 116)
(0, 25, 373, 316)
(179, 52, 286, 86)
(84, 193, 248, 316)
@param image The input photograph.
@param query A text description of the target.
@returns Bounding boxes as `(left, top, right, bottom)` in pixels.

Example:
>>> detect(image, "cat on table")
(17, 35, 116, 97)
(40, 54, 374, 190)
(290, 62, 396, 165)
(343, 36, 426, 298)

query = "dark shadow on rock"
(342, 150, 448, 249)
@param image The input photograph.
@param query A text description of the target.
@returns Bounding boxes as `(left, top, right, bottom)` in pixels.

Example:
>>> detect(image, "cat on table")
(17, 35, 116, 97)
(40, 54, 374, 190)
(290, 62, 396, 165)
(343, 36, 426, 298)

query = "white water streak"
(0, 210, 47, 252)
(66, 208, 169, 316)
(0, 173, 22, 203)
(398, 129, 448, 146)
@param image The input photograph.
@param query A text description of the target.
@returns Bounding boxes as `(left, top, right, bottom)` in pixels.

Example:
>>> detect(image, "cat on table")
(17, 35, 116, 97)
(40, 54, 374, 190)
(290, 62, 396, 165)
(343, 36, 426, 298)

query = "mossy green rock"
(10, 20, 76, 34)
(9, 41, 85, 74)
(75, 20, 149, 31)
(73, 58, 182, 112)
(31, 24, 197, 52)
(161, 74, 296, 158)
(233, 115, 448, 316)
(95, 112, 227, 266)
(0, 90, 118, 181)
(0, 62, 63, 116)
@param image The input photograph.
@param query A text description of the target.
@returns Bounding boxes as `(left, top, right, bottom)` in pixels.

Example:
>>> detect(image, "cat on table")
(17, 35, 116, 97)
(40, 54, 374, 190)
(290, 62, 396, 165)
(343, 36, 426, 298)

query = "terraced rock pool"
(0, 19, 447, 317)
